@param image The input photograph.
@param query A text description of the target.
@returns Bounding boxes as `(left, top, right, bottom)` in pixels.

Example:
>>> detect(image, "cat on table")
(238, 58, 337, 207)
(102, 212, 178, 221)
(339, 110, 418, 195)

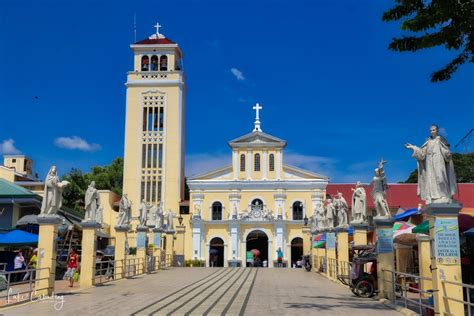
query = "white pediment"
(228, 131, 287, 148)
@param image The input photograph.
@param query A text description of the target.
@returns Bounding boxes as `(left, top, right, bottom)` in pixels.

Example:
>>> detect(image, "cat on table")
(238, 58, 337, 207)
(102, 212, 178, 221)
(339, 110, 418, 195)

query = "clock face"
(252, 209, 262, 218)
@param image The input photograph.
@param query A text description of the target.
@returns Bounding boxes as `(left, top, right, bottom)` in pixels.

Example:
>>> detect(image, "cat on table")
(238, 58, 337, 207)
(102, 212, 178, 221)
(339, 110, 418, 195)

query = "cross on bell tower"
(253, 103, 263, 132)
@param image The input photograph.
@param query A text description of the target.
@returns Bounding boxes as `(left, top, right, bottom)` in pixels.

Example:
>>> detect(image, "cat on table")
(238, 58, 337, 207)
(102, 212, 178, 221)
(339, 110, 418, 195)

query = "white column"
(276, 151, 281, 179)
(232, 151, 238, 179)
(247, 150, 251, 179)
(192, 225, 202, 259)
(263, 150, 268, 179)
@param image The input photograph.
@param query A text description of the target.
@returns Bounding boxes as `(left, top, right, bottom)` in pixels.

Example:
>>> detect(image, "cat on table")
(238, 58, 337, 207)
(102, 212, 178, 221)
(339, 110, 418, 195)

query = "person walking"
(276, 247, 283, 268)
(13, 251, 25, 283)
(65, 248, 79, 287)
(23, 249, 38, 281)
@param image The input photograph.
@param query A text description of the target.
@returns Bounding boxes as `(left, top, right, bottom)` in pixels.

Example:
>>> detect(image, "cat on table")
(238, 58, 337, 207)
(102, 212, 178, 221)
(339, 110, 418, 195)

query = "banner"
(377, 228, 393, 253)
(434, 218, 460, 265)
(326, 233, 336, 249)
(137, 231, 147, 249)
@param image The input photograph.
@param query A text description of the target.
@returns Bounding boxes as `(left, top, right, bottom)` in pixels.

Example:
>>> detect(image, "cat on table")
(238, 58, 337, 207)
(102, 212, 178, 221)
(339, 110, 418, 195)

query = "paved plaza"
(3, 268, 399, 315)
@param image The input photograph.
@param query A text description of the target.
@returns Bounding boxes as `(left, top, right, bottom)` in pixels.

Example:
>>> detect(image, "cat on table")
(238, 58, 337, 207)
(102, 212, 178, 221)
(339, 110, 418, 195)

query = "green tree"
(61, 158, 124, 213)
(382, 0, 473, 82)
(405, 152, 474, 183)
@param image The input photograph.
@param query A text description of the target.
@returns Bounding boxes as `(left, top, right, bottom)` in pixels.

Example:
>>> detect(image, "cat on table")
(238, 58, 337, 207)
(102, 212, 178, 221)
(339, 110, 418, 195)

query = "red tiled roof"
(134, 37, 175, 45)
(326, 183, 474, 209)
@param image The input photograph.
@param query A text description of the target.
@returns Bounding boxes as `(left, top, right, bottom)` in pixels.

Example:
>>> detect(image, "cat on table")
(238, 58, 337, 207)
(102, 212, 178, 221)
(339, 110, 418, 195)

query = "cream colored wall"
(0, 167, 16, 182)
(234, 149, 280, 181)
(98, 190, 121, 239)
(122, 79, 184, 218)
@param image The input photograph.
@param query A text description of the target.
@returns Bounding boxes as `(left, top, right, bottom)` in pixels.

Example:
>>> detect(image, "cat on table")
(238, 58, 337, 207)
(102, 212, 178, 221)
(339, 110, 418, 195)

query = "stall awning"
(394, 208, 420, 221)
(0, 229, 38, 245)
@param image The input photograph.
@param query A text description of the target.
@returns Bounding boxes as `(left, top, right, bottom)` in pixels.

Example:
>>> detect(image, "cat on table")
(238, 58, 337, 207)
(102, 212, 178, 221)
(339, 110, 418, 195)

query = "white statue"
(325, 198, 335, 228)
(372, 160, 391, 218)
(117, 194, 132, 226)
(310, 206, 318, 232)
(40, 166, 69, 215)
(166, 209, 175, 231)
(157, 202, 164, 228)
(316, 202, 326, 229)
(138, 200, 149, 227)
(193, 204, 202, 218)
(84, 181, 100, 221)
(149, 204, 158, 227)
(231, 204, 238, 219)
(277, 206, 283, 219)
(405, 124, 457, 204)
(351, 181, 367, 223)
(96, 206, 103, 225)
(334, 192, 349, 227)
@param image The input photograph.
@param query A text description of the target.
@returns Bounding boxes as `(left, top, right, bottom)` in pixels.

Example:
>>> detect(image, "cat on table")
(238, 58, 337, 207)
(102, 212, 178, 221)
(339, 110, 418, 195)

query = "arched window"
(251, 199, 264, 210)
(269, 154, 275, 171)
(254, 153, 260, 171)
(150, 55, 158, 71)
(292, 201, 304, 220)
(160, 55, 168, 71)
(212, 202, 222, 221)
(141, 56, 149, 71)
(240, 154, 245, 171)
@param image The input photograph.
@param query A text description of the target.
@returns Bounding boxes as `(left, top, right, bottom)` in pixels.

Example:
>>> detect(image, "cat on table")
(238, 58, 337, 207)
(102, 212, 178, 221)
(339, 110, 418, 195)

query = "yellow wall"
(123, 42, 186, 221)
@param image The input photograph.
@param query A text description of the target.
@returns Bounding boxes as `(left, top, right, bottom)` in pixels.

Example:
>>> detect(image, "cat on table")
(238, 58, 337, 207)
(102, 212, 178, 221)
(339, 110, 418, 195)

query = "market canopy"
(0, 229, 38, 245)
(394, 208, 420, 221)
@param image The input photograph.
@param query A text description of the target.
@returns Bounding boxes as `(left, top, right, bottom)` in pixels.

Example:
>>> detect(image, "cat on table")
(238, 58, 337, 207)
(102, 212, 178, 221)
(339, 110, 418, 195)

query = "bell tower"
(123, 23, 186, 216)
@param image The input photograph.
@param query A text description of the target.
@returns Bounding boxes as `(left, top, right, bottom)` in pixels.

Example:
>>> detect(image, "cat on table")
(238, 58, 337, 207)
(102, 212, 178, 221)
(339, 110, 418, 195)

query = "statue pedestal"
(351, 222, 369, 246)
(114, 225, 130, 279)
(36, 215, 63, 295)
(425, 203, 464, 316)
(136, 226, 148, 274)
(374, 217, 395, 301)
(416, 234, 433, 298)
(336, 229, 349, 281)
(80, 221, 101, 287)
(175, 226, 186, 267)
(164, 230, 175, 268)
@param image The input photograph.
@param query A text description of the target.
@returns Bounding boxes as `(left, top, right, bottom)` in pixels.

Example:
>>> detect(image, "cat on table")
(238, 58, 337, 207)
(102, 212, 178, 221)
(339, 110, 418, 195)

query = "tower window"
(141, 56, 149, 71)
(254, 153, 260, 171)
(160, 55, 168, 71)
(150, 55, 158, 71)
(269, 154, 275, 171)
(292, 201, 304, 220)
(212, 202, 223, 221)
(240, 154, 245, 171)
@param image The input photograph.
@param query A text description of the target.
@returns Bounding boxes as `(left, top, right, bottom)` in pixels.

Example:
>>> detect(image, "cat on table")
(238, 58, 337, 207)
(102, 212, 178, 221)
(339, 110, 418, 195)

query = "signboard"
(137, 231, 147, 249)
(377, 228, 393, 254)
(153, 232, 162, 248)
(326, 233, 336, 249)
(434, 218, 460, 265)
(246, 251, 253, 263)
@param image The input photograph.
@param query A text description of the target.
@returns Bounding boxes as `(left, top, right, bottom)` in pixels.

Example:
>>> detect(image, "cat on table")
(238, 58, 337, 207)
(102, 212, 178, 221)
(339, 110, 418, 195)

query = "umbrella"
(394, 208, 420, 221)
(313, 241, 326, 248)
(393, 221, 414, 239)
(413, 220, 429, 234)
(463, 228, 474, 238)
(251, 249, 260, 257)
(459, 208, 474, 232)
(0, 229, 38, 245)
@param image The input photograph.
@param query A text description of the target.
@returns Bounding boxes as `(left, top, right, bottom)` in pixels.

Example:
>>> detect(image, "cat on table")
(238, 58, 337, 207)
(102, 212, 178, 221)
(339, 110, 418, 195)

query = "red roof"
(326, 183, 474, 209)
(134, 37, 175, 45)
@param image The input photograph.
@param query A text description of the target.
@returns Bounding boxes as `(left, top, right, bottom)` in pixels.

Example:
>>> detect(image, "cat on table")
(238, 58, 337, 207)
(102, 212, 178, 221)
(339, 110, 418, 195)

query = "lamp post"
(304, 216, 309, 226)
(178, 213, 183, 226)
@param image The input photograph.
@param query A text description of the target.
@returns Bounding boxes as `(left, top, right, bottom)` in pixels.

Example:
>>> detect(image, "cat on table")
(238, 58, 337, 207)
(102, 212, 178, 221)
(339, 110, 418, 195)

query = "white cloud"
(230, 68, 245, 81)
(54, 136, 101, 152)
(185, 152, 230, 177)
(0, 139, 21, 155)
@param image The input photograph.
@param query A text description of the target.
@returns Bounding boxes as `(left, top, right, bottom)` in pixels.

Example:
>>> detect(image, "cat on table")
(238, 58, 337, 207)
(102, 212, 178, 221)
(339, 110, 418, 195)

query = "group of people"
(10, 248, 37, 283)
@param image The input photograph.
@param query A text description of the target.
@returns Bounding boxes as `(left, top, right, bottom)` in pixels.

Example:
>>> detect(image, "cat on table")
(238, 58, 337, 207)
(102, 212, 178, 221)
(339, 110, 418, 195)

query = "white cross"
(154, 22, 162, 35)
(253, 103, 263, 132)
(253, 103, 262, 120)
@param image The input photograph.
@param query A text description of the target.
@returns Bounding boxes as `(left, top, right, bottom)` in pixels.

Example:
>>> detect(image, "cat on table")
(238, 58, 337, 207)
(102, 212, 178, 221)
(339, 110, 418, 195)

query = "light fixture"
(178, 214, 183, 225)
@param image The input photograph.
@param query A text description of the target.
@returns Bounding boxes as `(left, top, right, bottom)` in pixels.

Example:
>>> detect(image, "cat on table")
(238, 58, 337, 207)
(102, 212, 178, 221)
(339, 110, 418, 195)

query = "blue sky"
(0, 0, 472, 183)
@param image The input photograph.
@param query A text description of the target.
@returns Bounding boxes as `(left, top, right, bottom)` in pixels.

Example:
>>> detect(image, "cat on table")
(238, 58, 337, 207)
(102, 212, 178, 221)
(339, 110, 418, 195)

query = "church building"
(121, 24, 328, 267)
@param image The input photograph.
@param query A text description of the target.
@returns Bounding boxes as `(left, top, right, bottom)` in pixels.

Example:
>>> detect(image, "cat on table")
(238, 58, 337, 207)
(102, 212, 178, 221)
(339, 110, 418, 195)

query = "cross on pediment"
(252, 103, 263, 132)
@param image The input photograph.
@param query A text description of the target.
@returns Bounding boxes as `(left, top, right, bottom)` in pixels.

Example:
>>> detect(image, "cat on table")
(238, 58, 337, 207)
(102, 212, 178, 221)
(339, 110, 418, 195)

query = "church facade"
(122, 25, 328, 267)
(186, 111, 329, 267)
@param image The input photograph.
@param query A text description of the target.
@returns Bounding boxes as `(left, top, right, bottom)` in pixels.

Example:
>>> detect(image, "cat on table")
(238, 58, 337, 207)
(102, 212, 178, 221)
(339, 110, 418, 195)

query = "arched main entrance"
(291, 237, 304, 268)
(246, 230, 268, 267)
(209, 237, 224, 267)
